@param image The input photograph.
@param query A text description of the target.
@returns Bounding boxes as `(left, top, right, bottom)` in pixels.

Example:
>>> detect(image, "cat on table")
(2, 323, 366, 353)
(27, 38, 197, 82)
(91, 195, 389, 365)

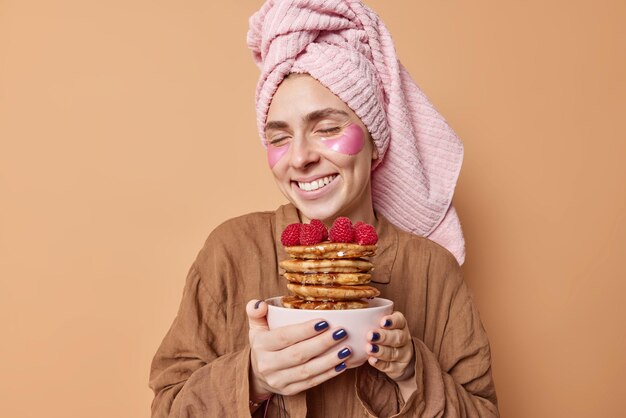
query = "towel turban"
(248, 0, 466, 264)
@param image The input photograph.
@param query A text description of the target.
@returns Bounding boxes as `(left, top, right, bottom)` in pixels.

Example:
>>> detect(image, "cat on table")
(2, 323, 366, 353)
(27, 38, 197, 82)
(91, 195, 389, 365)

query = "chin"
(293, 200, 341, 223)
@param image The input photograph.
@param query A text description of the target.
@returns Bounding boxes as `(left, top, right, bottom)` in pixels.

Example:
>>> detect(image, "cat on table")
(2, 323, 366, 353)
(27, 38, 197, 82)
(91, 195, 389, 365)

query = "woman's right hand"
(246, 299, 353, 398)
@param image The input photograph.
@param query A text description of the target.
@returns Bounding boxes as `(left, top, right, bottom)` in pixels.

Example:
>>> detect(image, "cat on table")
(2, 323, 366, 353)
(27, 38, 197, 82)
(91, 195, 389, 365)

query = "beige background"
(1, 1, 624, 417)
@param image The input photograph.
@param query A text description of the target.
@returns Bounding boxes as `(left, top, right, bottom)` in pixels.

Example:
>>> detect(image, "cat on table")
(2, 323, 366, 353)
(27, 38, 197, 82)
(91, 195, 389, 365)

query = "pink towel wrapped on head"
(248, 0, 466, 264)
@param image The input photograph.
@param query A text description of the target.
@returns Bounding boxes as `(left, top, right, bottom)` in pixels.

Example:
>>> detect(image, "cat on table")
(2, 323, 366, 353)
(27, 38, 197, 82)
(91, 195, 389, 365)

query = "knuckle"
(395, 335, 405, 348)
(275, 332, 290, 348)
(298, 364, 313, 381)
(256, 363, 267, 375)
(264, 374, 277, 387)
(391, 347, 400, 361)
(393, 335, 406, 350)
(257, 362, 270, 375)
(292, 350, 307, 365)
(265, 374, 282, 390)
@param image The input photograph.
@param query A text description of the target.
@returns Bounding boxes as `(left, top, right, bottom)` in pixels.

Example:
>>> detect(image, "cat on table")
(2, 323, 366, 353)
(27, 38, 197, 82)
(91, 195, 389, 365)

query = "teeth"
(298, 175, 336, 191)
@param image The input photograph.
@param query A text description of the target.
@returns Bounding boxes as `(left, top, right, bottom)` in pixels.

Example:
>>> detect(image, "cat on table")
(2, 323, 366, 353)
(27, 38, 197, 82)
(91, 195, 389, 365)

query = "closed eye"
(269, 136, 290, 146)
(318, 127, 341, 135)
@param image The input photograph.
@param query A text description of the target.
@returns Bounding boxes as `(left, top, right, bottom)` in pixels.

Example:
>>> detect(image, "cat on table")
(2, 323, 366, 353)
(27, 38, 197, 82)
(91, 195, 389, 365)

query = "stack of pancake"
(280, 242, 380, 310)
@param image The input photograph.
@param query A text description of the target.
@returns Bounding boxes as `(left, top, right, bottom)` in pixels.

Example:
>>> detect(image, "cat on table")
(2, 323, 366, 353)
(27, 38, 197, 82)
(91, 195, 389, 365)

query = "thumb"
(246, 299, 269, 331)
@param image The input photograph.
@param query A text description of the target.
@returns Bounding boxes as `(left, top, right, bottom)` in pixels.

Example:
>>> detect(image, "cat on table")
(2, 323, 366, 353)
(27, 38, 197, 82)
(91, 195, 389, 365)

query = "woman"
(150, 1, 498, 417)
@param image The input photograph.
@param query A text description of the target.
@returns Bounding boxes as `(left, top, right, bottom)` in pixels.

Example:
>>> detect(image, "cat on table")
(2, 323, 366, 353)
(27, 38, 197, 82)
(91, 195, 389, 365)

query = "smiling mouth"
(296, 175, 338, 192)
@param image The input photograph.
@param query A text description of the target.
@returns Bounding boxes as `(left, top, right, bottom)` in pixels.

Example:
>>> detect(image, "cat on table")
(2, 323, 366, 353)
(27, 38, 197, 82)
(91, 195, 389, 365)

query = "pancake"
(281, 296, 369, 310)
(286, 283, 380, 301)
(285, 242, 376, 259)
(280, 258, 373, 273)
(284, 272, 371, 285)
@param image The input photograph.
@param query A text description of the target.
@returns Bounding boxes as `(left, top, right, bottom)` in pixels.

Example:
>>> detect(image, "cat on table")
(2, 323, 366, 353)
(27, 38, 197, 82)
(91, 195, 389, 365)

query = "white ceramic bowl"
(266, 296, 394, 364)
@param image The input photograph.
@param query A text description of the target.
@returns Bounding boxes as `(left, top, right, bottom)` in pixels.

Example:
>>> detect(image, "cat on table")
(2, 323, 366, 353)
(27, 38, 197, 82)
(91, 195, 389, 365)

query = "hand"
(366, 311, 415, 381)
(246, 299, 355, 397)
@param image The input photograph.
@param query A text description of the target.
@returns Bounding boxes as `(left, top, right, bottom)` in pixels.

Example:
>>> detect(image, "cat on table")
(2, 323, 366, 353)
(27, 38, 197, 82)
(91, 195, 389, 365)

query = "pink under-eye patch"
(320, 124, 365, 155)
(267, 142, 289, 168)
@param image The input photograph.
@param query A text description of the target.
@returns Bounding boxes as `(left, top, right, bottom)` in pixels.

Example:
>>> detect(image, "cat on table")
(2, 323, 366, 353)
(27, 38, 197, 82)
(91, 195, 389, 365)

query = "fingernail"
(370, 344, 379, 353)
(314, 321, 329, 331)
(338, 348, 351, 359)
(332, 329, 347, 340)
(254, 300, 262, 309)
(371, 332, 380, 342)
(383, 319, 392, 328)
(335, 362, 346, 372)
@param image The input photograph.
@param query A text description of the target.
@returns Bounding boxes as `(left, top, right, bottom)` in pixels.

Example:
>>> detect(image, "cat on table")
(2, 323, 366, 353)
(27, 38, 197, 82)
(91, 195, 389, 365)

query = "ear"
(372, 147, 379, 160)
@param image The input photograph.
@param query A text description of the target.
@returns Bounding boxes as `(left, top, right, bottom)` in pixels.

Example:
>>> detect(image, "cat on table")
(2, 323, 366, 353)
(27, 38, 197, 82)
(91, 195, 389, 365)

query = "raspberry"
(299, 223, 324, 245)
(309, 219, 328, 241)
(354, 222, 378, 245)
(281, 223, 302, 246)
(329, 217, 355, 243)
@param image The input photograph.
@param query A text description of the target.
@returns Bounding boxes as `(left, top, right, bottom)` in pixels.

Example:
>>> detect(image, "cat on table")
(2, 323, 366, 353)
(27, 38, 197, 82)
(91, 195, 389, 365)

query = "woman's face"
(265, 74, 378, 224)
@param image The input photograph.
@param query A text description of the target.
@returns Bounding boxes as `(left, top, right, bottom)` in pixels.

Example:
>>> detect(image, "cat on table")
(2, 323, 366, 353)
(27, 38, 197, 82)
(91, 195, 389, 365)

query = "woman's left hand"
(366, 311, 415, 382)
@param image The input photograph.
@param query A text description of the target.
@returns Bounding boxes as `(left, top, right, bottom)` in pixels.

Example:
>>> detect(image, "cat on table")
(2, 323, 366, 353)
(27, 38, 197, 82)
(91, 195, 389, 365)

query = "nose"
(289, 135, 320, 170)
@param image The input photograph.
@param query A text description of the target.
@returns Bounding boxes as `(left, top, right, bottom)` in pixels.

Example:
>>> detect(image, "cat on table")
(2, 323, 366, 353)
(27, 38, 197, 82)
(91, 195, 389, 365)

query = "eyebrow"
(304, 108, 350, 123)
(264, 108, 350, 132)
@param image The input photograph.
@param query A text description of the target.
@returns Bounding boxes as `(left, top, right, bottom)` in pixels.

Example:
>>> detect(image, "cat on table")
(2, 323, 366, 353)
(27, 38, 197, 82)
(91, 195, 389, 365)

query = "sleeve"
(148, 263, 254, 417)
(356, 364, 404, 417)
(397, 262, 499, 417)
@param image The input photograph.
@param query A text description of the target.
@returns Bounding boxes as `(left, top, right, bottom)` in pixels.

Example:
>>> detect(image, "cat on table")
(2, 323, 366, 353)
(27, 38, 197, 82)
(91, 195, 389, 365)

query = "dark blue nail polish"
(314, 321, 329, 331)
(332, 329, 347, 340)
(335, 362, 346, 372)
(338, 348, 351, 359)
(254, 300, 262, 309)
(371, 332, 380, 342)
(370, 344, 379, 353)
(384, 319, 392, 328)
